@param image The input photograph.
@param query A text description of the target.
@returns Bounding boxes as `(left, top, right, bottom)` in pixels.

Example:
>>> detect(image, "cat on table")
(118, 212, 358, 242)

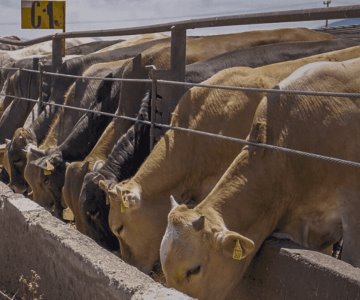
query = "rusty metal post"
(62, 2, 66, 57)
(52, 35, 63, 72)
(170, 26, 186, 82)
(147, 66, 158, 150)
(38, 62, 44, 116)
(32, 57, 39, 71)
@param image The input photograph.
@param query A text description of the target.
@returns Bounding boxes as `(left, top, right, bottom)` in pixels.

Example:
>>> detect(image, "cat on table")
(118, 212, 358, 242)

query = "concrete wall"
(1, 181, 360, 299)
(240, 239, 360, 299)
(0, 183, 192, 300)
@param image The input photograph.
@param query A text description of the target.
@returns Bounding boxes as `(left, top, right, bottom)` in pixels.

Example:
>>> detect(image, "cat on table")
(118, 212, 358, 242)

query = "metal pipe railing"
(1, 90, 359, 169)
(1, 5, 360, 46)
(1, 66, 360, 99)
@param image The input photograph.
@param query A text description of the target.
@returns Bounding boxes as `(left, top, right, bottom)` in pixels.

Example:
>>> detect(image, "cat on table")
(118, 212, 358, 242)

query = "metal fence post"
(170, 26, 186, 82)
(38, 62, 44, 116)
(148, 66, 158, 150)
(52, 35, 63, 72)
(32, 57, 39, 72)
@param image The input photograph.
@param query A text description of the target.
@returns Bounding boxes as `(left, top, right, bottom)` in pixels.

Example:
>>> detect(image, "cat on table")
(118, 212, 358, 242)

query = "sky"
(0, 0, 359, 40)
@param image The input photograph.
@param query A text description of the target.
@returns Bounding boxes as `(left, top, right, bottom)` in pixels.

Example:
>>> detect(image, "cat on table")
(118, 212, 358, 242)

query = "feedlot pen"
(1, 5, 360, 300)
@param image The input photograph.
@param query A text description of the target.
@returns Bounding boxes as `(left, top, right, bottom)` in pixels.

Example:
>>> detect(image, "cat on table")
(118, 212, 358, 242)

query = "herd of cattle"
(0, 27, 359, 299)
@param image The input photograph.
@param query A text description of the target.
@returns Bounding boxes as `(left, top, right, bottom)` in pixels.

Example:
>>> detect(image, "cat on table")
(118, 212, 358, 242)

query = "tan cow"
(94, 33, 169, 53)
(160, 58, 360, 299)
(101, 45, 360, 274)
(137, 27, 334, 66)
(63, 28, 333, 215)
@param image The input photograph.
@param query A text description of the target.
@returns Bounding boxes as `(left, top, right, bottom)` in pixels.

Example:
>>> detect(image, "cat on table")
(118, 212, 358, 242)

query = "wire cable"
(1, 92, 359, 169)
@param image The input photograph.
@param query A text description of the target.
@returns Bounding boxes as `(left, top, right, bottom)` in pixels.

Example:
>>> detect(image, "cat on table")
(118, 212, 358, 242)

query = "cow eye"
(12, 157, 22, 164)
(43, 176, 50, 185)
(186, 265, 201, 279)
(115, 225, 124, 235)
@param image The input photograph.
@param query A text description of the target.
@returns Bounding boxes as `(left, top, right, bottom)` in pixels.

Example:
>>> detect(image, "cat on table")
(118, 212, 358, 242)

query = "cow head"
(62, 160, 90, 214)
(3, 128, 36, 194)
(24, 147, 67, 217)
(100, 179, 169, 273)
(74, 164, 119, 251)
(160, 200, 255, 300)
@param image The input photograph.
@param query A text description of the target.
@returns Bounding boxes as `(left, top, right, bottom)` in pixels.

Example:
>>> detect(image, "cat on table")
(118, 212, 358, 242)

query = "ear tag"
(45, 160, 55, 171)
(232, 239, 243, 260)
(120, 199, 128, 213)
(43, 169, 52, 176)
(62, 207, 75, 221)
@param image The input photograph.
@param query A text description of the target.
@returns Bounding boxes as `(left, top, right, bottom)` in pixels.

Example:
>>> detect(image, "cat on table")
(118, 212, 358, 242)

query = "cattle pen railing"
(1, 4, 360, 169)
(1, 65, 360, 169)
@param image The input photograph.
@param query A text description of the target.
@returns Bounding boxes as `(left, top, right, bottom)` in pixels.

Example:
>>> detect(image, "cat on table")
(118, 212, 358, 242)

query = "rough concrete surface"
(240, 238, 360, 299)
(0, 182, 192, 300)
(1, 181, 360, 299)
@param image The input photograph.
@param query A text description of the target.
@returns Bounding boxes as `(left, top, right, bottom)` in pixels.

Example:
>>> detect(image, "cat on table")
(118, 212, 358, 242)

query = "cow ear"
(5, 139, 11, 145)
(92, 173, 105, 184)
(115, 183, 141, 210)
(29, 146, 46, 159)
(45, 160, 55, 171)
(92, 160, 104, 171)
(218, 230, 255, 261)
(98, 179, 110, 192)
(170, 195, 179, 209)
(192, 215, 205, 232)
(49, 151, 63, 167)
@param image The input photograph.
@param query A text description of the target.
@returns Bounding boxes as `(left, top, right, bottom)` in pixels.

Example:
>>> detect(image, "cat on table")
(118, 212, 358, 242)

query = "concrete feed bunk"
(0, 181, 360, 299)
(0, 182, 191, 300)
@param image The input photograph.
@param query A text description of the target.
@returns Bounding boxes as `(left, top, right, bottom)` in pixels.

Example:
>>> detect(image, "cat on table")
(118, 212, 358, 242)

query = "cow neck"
(86, 121, 117, 165)
(132, 129, 189, 199)
(57, 113, 98, 162)
(28, 60, 75, 145)
(107, 123, 150, 182)
(199, 148, 282, 250)
(58, 81, 119, 162)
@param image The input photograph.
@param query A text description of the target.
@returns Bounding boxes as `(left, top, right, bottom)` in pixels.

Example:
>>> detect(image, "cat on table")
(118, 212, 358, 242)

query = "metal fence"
(1, 5, 360, 168)
(0, 63, 359, 169)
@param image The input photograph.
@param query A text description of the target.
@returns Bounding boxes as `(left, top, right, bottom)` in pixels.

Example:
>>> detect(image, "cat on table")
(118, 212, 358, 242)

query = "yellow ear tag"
(43, 169, 52, 176)
(232, 239, 243, 260)
(62, 207, 75, 221)
(120, 199, 129, 213)
(45, 160, 55, 171)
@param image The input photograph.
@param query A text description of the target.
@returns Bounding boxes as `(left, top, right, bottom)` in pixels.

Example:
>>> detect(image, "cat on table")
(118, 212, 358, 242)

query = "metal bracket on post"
(52, 35, 63, 73)
(38, 62, 44, 116)
(141, 27, 188, 144)
(146, 65, 158, 151)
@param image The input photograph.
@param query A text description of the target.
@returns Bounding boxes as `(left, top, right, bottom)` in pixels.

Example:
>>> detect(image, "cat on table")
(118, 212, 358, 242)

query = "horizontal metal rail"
(1, 91, 359, 169)
(156, 79, 360, 99)
(1, 66, 360, 99)
(0, 5, 359, 46)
